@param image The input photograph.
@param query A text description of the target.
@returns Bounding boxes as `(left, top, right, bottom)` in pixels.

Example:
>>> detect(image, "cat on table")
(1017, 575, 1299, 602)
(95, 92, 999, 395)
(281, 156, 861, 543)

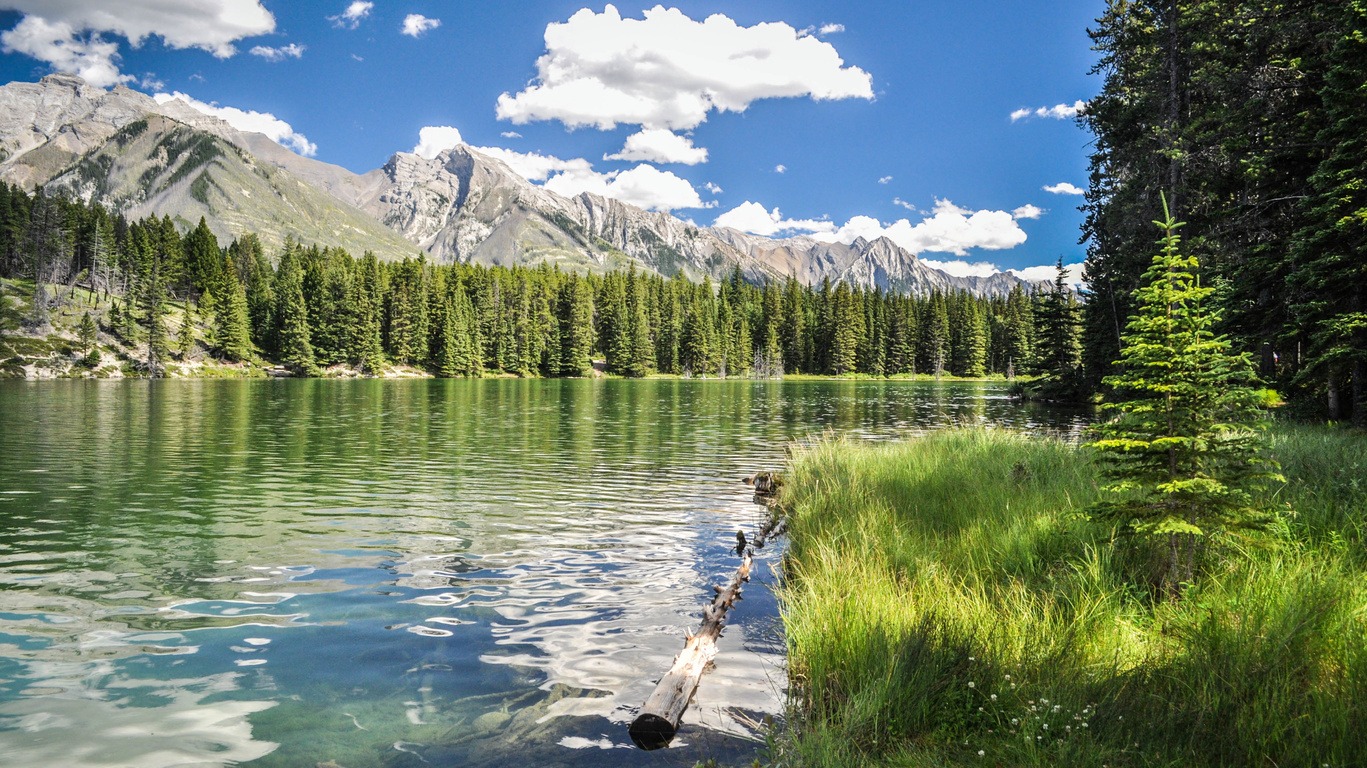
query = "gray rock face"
(0, 75, 1046, 297)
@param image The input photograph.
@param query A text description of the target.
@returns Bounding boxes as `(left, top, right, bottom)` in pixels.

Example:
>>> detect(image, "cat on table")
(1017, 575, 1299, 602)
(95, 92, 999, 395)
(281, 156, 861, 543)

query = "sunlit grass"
(775, 427, 1367, 767)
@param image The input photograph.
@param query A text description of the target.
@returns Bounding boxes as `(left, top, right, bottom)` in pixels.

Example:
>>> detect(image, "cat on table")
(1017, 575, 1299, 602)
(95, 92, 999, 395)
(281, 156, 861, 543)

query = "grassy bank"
(774, 427, 1367, 767)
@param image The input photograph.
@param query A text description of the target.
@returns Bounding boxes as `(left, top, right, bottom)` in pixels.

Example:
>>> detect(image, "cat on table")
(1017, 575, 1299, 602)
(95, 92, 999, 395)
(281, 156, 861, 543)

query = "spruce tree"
(1029, 259, 1082, 399)
(271, 245, 318, 375)
(557, 273, 595, 376)
(76, 311, 97, 351)
(175, 305, 195, 359)
(216, 271, 253, 363)
(1089, 199, 1281, 594)
(1289, 0, 1367, 424)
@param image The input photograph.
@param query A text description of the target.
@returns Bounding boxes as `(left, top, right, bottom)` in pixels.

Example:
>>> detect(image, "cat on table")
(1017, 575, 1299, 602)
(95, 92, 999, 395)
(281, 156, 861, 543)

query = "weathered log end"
(628, 712, 677, 750)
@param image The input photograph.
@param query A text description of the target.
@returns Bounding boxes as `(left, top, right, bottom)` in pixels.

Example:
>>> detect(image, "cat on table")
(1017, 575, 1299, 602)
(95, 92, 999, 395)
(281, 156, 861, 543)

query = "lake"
(0, 379, 1086, 767)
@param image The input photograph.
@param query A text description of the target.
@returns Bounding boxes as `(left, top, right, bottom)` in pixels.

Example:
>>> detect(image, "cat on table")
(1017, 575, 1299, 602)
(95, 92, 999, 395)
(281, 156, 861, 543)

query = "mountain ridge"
(0, 75, 1045, 298)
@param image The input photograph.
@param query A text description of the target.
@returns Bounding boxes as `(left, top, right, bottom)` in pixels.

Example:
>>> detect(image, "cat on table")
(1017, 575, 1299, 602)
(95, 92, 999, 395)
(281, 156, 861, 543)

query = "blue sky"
(0, 1, 1099, 280)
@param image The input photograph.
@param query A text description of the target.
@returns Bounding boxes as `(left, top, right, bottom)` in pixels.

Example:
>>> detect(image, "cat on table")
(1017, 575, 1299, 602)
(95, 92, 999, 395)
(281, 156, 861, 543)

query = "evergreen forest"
(0, 181, 1076, 381)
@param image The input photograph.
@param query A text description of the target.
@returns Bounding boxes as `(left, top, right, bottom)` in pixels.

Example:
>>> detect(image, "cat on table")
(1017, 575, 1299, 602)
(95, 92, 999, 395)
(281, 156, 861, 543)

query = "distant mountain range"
(0, 74, 1043, 297)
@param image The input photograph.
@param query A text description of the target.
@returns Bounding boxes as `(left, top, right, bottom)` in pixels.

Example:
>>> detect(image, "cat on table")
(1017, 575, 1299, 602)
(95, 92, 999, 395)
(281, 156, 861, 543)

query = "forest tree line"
(0, 182, 1083, 380)
(1083, 0, 1367, 424)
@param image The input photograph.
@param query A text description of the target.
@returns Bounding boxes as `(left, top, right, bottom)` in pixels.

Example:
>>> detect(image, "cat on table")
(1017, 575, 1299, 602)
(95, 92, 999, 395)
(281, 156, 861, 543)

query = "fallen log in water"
(628, 476, 784, 750)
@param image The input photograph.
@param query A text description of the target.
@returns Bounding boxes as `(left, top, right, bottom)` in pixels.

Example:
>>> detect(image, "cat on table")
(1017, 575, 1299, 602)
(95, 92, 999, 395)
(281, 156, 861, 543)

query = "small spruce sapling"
(1088, 195, 1283, 594)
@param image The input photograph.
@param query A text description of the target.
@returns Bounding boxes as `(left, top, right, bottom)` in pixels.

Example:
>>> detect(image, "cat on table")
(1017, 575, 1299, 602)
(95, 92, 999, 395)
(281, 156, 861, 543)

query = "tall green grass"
(775, 427, 1367, 767)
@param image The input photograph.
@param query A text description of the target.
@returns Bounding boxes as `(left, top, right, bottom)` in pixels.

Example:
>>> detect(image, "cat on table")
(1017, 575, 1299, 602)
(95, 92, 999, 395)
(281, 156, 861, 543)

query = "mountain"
(0, 75, 1043, 297)
(0, 75, 422, 259)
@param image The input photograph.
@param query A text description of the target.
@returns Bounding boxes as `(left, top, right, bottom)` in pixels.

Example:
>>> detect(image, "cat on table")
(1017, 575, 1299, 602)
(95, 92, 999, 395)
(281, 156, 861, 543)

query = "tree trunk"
(628, 475, 784, 750)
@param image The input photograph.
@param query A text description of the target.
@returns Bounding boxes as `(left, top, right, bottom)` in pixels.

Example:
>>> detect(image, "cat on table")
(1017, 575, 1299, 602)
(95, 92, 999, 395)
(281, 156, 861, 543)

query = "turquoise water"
(0, 379, 1086, 767)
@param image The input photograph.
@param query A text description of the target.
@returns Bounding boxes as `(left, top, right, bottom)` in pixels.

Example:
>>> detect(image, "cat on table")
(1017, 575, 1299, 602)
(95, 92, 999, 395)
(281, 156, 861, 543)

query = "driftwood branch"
(628, 472, 784, 750)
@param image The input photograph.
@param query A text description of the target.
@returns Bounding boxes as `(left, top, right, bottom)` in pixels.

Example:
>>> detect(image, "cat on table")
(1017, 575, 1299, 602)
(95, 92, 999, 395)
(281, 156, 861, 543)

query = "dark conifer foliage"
(0, 183, 1056, 379)
(1083, 0, 1362, 421)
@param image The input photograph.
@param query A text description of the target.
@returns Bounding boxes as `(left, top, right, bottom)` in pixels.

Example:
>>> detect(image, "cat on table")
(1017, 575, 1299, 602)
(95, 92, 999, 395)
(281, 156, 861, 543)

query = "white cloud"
(1010, 100, 1086, 122)
(496, 5, 873, 131)
(0, 1, 273, 57)
(774, 164, 786, 174)
(467, 144, 711, 213)
(412, 126, 463, 160)
(1011, 262, 1085, 288)
(152, 91, 317, 156)
(878, 175, 892, 184)
(249, 43, 304, 61)
(329, 1, 372, 29)
(1011, 204, 1043, 220)
(401, 14, 440, 37)
(921, 258, 1002, 278)
(812, 199, 1028, 256)
(713, 201, 833, 237)
(474, 146, 590, 182)
(704, 181, 722, 195)
(1, 16, 129, 87)
(892, 197, 917, 212)
(0, 1, 273, 87)
(1043, 182, 1085, 195)
(139, 73, 164, 90)
(500, 131, 522, 139)
(604, 128, 707, 165)
(818, 23, 845, 35)
(544, 163, 712, 212)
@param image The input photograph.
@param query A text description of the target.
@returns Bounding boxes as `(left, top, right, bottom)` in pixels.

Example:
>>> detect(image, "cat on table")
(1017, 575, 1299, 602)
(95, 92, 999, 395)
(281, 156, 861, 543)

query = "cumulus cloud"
(1, 16, 129, 87)
(500, 131, 522, 139)
(0, 1, 273, 87)
(704, 181, 722, 195)
(812, 199, 1028, 256)
(775, 164, 786, 174)
(713, 201, 833, 237)
(878, 175, 892, 184)
(604, 128, 707, 165)
(818, 23, 845, 34)
(1011, 261, 1086, 288)
(249, 43, 304, 61)
(1010, 100, 1086, 122)
(412, 126, 463, 160)
(153, 91, 317, 156)
(543, 163, 712, 212)
(496, 5, 873, 131)
(921, 258, 1002, 278)
(471, 146, 588, 182)
(462, 141, 712, 213)
(0, 0, 273, 56)
(1043, 182, 1085, 195)
(329, 1, 372, 29)
(1011, 204, 1043, 220)
(401, 14, 440, 37)
(892, 197, 917, 212)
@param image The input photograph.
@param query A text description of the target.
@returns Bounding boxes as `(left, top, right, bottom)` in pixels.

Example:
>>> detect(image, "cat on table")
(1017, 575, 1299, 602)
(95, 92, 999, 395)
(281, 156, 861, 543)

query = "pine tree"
(556, 273, 595, 376)
(1089, 198, 1281, 594)
(271, 245, 318, 375)
(829, 282, 863, 374)
(142, 262, 168, 376)
(216, 269, 253, 362)
(351, 252, 386, 375)
(1028, 259, 1082, 399)
(624, 272, 653, 378)
(175, 305, 195, 359)
(1289, 0, 1367, 425)
(77, 311, 97, 351)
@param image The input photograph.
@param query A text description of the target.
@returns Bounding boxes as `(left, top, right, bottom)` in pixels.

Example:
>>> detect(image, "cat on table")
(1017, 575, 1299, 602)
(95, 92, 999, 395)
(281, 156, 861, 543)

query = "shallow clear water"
(0, 379, 1087, 767)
